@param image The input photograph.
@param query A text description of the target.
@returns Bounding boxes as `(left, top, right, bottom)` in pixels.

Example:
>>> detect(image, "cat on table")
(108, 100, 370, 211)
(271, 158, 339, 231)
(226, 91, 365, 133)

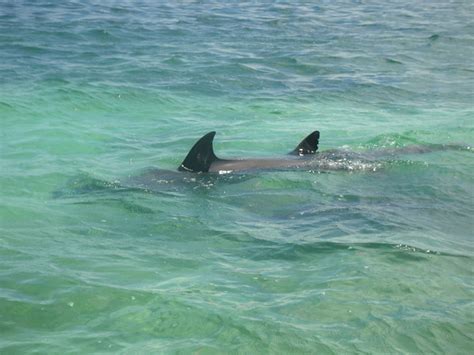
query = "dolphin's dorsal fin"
(290, 130, 320, 155)
(178, 131, 219, 172)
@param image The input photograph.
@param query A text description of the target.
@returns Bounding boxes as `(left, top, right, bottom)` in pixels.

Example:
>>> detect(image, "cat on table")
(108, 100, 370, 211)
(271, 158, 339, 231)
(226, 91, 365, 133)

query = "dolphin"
(178, 131, 323, 174)
(119, 131, 322, 192)
(177, 131, 470, 174)
(113, 131, 324, 193)
(55, 131, 470, 197)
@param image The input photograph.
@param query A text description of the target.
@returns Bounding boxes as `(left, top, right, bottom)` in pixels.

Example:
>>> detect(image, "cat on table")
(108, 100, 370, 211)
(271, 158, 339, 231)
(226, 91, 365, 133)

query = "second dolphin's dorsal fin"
(290, 130, 320, 155)
(178, 131, 219, 172)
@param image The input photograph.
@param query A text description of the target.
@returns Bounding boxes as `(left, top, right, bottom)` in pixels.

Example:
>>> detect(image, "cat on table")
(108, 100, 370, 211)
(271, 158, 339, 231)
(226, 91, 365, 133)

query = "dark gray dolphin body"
(178, 131, 322, 174)
(122, 131, 322, 192)
(177, 131, 470, 175)
(119, 131, 322, 192)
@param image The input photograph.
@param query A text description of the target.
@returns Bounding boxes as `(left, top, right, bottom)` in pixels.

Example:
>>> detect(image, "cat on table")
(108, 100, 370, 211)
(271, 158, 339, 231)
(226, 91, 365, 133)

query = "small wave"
(246, 241, 471, 261)
(384, 58, 403, 65)
(0, 101, 15, 111)
(84, 28, 119, 42)
(52, 173, 123, 199)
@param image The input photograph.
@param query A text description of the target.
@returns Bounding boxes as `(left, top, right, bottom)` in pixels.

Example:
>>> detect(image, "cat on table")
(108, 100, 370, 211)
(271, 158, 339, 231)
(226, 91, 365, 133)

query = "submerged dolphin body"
(121, 131, 322, 192)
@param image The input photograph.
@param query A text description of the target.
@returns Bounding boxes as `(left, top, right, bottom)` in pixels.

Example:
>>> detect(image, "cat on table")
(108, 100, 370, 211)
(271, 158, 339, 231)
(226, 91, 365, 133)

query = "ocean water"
(1, 0, 473, 353)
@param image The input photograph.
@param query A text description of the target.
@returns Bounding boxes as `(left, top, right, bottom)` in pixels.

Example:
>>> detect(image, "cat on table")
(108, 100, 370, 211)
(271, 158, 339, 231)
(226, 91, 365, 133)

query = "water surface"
(1, 1, 473, 353)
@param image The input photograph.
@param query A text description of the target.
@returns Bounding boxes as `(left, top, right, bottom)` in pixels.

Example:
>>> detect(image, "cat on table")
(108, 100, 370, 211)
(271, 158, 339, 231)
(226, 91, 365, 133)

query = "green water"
(1, 1, 473, 353)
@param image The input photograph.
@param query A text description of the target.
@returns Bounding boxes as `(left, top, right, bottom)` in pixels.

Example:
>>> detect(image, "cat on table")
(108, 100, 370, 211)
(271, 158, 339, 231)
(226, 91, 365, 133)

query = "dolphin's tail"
(290, 131, 320, 156)
(178, 131, 220, 172)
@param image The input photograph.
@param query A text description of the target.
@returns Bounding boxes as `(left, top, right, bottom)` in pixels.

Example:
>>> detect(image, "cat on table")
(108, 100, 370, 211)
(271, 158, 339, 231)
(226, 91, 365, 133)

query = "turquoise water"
(1, 0, 473, 353)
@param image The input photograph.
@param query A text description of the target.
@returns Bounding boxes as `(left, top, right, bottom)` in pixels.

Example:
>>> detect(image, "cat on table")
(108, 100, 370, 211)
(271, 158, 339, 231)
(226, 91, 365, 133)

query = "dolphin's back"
(178, 131, 320, 173)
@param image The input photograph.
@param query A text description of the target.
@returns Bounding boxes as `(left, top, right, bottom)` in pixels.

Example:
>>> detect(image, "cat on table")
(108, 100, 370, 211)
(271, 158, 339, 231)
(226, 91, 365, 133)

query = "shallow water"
(1, 1, 473, 353)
